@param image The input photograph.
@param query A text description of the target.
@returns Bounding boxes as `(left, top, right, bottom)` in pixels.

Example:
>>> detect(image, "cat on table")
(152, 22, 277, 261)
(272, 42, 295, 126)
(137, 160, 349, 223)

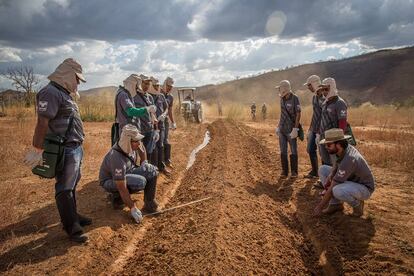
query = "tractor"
(177, 87, 203, 123)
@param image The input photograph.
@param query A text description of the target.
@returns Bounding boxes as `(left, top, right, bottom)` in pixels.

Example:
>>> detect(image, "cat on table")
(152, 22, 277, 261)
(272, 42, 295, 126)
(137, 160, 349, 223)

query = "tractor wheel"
(195, 108, 203, 123)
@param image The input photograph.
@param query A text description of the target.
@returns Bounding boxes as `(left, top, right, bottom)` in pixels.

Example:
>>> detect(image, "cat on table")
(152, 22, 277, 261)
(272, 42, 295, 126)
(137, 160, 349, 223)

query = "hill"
(196, 46, 414, 106)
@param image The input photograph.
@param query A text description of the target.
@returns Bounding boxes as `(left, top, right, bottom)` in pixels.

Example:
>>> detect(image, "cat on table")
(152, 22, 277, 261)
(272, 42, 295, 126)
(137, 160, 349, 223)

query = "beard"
(327, 147, 338, 154)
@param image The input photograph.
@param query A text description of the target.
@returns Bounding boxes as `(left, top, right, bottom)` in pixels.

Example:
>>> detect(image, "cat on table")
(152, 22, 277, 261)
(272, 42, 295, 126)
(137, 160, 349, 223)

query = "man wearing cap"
(25, 58, 90, 243)
(250, 102, 256, 120)
(261, 103, 267, 120)
(275, 80, 301, 177)
(314, 128, 375, 217)
(133, 74, 156, 162)
(149, 76, 171, 175)
(114, 74, 156, 142)
(161, 77, 176, 168)
(317, 77, 348, 166)
(303, 75, 324, 178)
(99, 124, 159, 222)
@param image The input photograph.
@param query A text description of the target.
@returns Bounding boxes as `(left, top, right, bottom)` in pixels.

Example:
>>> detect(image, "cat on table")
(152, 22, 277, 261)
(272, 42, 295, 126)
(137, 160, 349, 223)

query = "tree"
(1, 66, 40, 106)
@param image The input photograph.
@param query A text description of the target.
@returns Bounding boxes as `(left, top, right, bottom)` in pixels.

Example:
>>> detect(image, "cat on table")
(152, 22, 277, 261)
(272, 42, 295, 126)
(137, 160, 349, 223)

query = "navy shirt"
(278, 93, 301, 134)
(99, 144, 137, 184)
(320, 96, 347, 136)
(310, 94, 324, 133)
(36, 82, 84, 144)
(133, 92, 154, 134)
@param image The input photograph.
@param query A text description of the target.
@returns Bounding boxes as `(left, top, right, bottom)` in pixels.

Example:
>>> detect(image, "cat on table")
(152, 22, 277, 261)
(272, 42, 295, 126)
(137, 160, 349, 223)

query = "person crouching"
(99, 124, 159, 223)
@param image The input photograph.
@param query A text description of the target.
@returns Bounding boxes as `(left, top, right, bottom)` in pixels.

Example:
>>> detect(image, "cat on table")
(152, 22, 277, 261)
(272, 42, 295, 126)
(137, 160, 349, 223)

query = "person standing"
(275, 80, 301, 178)
(161, 77, 176, 168)
(113, 74, 155, 144)
(261, 103, 267, 120)
(318, 78, 348, 166)
(133, 74, 156, 162)
(25, 58, 90, 243)
(303, 75, 324, 178)
(149, 76, 170, 175)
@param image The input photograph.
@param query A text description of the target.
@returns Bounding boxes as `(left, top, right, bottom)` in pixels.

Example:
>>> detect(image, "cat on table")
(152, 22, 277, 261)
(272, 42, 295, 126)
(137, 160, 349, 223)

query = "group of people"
(250, 102, 267, 120)
(25, 58, 177, 243)
(25, 58, 375, 244)
(275, 76, 375, 217)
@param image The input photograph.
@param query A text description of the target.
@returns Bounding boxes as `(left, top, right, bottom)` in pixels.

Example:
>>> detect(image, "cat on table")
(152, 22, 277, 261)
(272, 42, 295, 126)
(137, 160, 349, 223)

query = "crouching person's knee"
(319, 165, 331, 178)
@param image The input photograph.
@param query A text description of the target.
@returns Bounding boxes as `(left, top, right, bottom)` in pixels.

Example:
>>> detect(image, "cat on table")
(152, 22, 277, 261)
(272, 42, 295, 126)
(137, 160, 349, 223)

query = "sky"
(0, 0, 413, 90)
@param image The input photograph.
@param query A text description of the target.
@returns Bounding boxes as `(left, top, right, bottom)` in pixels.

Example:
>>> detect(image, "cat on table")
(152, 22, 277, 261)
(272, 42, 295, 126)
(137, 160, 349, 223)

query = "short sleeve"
(336, 100, 347, 120)
(37, 88, 61, 119)
(333, 156, 356, 183)
(119, 92, 134, 113)
(110, 153, 127, 181)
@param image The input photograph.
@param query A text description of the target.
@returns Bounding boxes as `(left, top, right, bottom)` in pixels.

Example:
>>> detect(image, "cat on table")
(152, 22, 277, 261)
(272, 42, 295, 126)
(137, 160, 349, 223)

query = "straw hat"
(319, 128, 351, 144)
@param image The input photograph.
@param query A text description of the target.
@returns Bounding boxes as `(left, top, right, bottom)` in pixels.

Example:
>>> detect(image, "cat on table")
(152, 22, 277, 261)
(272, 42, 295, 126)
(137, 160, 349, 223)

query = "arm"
(115, 180, 135, 209)
(295, 111, 301, 128)
(126, 107, 148, 117)
(314, 183, 336, 216)
(338, 119, 347, 132)
(168, 106, 174, 123)
(137, 142, 147, 164)
(33, 116, 50, 149)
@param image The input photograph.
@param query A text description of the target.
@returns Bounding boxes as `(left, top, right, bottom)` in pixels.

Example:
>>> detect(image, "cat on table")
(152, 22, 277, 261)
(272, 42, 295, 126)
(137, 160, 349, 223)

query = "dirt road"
(1, 118, 413, 275)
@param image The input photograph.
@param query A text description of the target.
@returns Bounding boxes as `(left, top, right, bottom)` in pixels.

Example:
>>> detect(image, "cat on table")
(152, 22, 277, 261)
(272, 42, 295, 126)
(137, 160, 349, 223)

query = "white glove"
(315, 133, 321, 145)
(157, 113, 167, 121)
(290, 128, 299, 139)
(24, 148, 44, 168)
(131, 206, 143, 224)
(153, 130, 160, 143)
(170, 122, 177, 130)
(275, 127, 280, 137)
(146, 105, 157, 114)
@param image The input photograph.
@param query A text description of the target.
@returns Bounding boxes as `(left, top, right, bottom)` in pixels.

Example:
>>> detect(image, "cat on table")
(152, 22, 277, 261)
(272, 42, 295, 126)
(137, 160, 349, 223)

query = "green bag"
(346, 123, 357, 146)
(32, 115, 74, 179)
(32, 134, 66, 178)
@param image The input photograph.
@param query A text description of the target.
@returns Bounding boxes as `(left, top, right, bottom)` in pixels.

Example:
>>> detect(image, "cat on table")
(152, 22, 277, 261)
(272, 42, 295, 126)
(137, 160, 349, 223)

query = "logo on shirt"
(115, 168, 122, 176)
(340, 110, 347, 116)
(338, 169, 346, 177)
(38, 101, 48, 112)
(286, 103, 292, 107)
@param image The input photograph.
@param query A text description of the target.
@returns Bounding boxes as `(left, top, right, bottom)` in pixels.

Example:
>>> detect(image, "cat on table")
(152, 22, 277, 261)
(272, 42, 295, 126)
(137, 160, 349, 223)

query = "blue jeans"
(102, 163, 158, 193)
(278, 132, 297, 155)
(164, 120, 170, 146)
(319, 165, 371, 207)
(142, 131, 153, 154)
(55, 145, 83, 196)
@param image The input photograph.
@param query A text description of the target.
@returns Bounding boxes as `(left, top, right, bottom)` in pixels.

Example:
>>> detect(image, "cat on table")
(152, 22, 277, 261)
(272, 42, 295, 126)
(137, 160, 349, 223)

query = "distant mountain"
(196, 46, 414, 106)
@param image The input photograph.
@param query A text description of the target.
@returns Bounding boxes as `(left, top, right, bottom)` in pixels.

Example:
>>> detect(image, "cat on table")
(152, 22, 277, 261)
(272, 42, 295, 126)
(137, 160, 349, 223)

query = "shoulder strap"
(137, 92, 151, 106)
(282, 96, 296, 124)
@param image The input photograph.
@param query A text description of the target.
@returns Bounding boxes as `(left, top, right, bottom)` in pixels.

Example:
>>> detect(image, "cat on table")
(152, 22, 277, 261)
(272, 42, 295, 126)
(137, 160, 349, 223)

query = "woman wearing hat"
(314, 128, 375, 217)
(275, 80, 301, 177)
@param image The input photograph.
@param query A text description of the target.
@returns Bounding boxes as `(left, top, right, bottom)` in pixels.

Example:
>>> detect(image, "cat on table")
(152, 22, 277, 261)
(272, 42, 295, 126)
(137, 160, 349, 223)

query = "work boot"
(55, 191, 88, 243)
(322, 204, 344, 215)
(304, 154, 318, 178)
(109, 192, 124, 210)
(352, 201, 364, 217)
(142, 176, 159, 214)
(72, 191, 92, 226)
(78, 214, 92, 227)
(290, 154, 298, 178)
(164, 144, 172, 167)
(280, 154, 289, 177)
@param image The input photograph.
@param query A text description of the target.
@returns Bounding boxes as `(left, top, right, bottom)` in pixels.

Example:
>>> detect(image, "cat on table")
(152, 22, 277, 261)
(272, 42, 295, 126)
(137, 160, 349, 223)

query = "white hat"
(118, 124, 144, 154)
(139, 74, 151, 82)
(275, 80, 292, 97)
(123, 74, 141, 96)
(162, 77, 174, 93)
(303, 75, 321, 92)
(148, 76, 161, 94)
(318, 77, 338, 102)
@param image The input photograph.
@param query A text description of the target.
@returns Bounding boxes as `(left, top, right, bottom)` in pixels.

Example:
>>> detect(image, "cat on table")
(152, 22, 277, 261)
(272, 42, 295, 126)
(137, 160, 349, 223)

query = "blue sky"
(0, 0, 413, 90)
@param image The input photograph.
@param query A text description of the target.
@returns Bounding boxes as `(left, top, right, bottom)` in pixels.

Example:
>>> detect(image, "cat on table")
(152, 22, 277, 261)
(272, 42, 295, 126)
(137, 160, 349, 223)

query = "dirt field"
(0, 116, 413, 275)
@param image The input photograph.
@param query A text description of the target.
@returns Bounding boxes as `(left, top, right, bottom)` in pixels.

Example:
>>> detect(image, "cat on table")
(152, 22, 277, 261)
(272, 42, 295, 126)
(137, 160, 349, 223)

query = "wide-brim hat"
(319, 128, 351, 144)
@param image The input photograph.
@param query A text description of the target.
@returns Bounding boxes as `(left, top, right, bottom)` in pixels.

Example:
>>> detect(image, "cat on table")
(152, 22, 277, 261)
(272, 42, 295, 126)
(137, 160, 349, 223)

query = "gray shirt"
(310, 94, 324, 133)
(153, 93, 168, 130)
(320, 96, 347, 136)
(115, 87, 140, 131)
(133, 92, 154, 134)
(333, 145, 375, 193)
(99, 144, 138, 184)
(36, 82, 84, 144)
(278, 93, 301, 134)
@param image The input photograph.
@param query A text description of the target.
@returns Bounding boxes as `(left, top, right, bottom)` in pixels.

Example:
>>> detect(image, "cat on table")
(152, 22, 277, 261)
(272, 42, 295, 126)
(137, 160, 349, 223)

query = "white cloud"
(0, 48, 22, 62)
